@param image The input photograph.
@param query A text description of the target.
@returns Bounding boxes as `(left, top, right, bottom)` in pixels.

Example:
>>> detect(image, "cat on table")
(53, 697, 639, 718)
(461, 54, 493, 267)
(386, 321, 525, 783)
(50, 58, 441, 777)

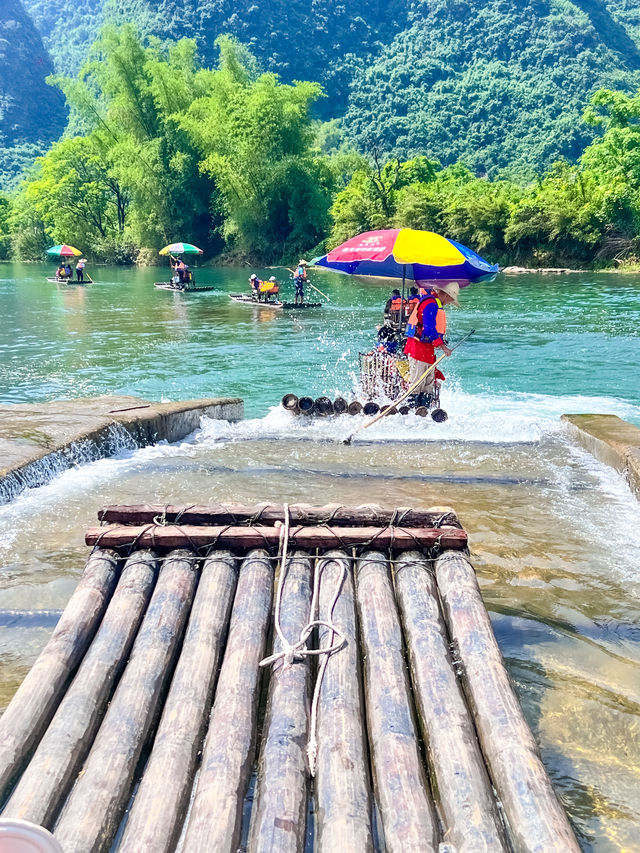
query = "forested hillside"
(20, 0, 640, 176)
(344, 0, 640, 176)
(0, 0, 67, 188)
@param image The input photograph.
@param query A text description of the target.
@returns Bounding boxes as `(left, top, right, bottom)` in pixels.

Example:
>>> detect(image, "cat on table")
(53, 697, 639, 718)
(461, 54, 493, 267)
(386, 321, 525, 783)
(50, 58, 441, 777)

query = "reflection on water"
(1, 410, 639, 850)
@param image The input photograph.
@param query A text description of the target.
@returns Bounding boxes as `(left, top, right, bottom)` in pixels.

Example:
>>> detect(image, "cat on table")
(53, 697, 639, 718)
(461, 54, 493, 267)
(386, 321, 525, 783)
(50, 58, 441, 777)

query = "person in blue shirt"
(293, 260, 307, 304)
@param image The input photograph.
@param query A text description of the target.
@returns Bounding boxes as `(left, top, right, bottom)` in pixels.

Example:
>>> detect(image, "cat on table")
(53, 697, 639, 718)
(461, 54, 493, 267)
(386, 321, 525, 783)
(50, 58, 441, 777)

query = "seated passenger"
(384, 288, 405, 327)
(260, 276, 280, 301)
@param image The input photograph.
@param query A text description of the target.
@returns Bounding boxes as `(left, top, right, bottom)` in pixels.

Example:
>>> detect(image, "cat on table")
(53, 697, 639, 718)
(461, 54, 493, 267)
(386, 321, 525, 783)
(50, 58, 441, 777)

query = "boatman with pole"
(404, 281, 457, 407)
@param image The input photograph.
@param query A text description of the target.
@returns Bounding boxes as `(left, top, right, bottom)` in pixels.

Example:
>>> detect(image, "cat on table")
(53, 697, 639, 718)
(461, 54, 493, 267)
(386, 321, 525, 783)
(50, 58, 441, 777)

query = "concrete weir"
(563, 414, 640, 499)
(0, 503, 580, 852)
(0, 395, 243, 504)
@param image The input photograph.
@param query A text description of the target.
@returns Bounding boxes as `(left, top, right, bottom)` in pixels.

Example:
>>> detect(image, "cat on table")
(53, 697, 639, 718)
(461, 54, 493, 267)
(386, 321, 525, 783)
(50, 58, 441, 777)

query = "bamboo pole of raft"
(314, 550, 374, 853)
(118, 551, 238, 853)
(98, 503, 462, 529)
(435, 551, 582, 852)
(86, 524, 467, 552)
(355, 551, 438, 853)
(0, 548, 120, 803)
(182, 550, 273, 853)
(247, 551, 313, 853)
(3, 550, 159, 828)
(393, 551, 508, 851)
(53, 549, 199, 853)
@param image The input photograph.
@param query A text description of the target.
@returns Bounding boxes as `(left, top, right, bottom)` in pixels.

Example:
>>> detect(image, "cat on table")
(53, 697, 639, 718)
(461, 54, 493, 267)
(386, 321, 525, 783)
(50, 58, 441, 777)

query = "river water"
(1, 263, 639, 849)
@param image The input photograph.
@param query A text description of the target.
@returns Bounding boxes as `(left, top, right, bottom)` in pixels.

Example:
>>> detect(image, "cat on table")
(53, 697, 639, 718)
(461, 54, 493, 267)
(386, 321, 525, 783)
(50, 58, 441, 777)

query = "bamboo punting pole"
(315, 550, 374, 853)
(53, 549, 199, 853)
(182, 550, 273, 853)
(247, 551, 313, 853)
(394, 551, 507, 851)
(355, 551, 438, 853)
(98, 503, 461, 528)
(0, 548, 120, 803)
(86, 524, 467, 552)
(435, 551, 581, 852)
(3, 550, 158, 827)
(118, 551, 238, 853)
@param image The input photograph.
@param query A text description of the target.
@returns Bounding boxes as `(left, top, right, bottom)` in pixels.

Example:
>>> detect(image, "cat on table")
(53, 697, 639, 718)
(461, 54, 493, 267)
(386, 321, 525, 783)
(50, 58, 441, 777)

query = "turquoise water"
(1, 263, 640, 850)
(1, 263, 640, 421)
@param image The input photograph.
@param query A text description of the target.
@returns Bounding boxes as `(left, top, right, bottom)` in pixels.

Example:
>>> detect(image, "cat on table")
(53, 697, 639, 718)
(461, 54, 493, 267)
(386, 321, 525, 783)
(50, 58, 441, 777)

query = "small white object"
(0, 819, 64, 853)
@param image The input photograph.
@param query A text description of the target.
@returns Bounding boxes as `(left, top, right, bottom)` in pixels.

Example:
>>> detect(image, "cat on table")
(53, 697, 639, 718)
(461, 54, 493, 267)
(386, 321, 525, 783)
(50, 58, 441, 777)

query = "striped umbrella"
(311, 229, 498, 285)
(159, 242, 203, 255)
(46, 244, 82, 257)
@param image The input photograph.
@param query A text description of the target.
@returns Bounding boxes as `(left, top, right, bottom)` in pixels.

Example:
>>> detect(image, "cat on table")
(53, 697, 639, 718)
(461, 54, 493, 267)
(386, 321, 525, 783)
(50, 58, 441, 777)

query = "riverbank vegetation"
(2, 23, 640, 268)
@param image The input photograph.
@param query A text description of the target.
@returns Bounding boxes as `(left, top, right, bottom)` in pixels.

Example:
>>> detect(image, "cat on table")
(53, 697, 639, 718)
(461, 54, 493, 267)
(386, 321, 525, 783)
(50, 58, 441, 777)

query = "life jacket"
(389, 296, 405, 311)
(407, 296, 420, 312)
(406, 293, 446, 342)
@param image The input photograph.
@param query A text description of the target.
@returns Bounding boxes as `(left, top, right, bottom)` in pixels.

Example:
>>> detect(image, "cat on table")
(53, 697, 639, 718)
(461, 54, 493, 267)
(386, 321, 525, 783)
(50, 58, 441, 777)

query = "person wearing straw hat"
(294, 259, 307, 304)
(404, 281, 457, 405)
(75, 258, 87, 282)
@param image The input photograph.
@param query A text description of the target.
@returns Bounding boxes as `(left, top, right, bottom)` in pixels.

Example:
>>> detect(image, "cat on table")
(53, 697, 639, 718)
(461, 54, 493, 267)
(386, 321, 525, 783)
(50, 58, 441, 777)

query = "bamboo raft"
(281, 393, 447, 421)
(0, 503, 580, 852)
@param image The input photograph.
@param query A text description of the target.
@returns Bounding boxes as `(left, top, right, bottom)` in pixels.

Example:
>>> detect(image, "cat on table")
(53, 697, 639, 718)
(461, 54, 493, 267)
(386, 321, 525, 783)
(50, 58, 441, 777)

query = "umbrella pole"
(401, 264, 406, 332)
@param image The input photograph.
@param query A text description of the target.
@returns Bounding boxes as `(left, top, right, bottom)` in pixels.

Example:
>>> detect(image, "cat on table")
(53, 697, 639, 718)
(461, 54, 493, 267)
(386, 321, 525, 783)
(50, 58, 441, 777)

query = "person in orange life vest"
(260, 275, 280, 301)
(384, 288, 406, 326)
(404, 281, 457, 404)
(406, 286, 420, 315)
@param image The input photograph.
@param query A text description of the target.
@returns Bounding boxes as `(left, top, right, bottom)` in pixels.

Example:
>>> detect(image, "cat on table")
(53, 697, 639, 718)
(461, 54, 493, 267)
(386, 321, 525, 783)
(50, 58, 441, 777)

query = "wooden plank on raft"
(118, 551, 238, 853)
(98, 503, 462, 529)
(435, 551, 582, 853)
(314, 550, 374, 853)
(85, 524, 467, 552)
(247, 551, 313, 853)
(355, 551, 438, 853)
(53, 549, 199, 853)
(0, 548, 120, 803)
(393, 551, 508, 851)
(182, 550, 273, 853)
(3, 550, 158, 828)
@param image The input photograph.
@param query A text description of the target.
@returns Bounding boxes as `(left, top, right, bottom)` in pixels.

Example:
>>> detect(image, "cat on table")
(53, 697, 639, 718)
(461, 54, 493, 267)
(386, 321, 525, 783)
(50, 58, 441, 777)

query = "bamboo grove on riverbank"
(0, 503, 580, 852)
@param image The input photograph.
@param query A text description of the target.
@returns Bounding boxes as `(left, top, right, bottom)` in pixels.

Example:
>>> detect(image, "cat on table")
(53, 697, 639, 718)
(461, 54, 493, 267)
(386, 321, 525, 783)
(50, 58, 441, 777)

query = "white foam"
(196, 386, 640, 446)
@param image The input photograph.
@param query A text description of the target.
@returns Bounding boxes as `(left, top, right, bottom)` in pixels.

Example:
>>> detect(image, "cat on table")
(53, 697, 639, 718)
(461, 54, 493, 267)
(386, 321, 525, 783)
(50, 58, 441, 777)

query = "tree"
(181, 36, 335, 260)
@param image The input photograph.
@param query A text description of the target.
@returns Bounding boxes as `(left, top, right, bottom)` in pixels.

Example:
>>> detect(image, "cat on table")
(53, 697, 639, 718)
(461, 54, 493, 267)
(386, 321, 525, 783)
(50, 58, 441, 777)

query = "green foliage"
(37, 25, 215, 254)
(343, 0, 640, 177)
(0, 0, 67, 190)
(10, 27, 334, 262)
(331, 85, 640, 267)
(176, 36, 336, 260)
(0, 194, 12, 259)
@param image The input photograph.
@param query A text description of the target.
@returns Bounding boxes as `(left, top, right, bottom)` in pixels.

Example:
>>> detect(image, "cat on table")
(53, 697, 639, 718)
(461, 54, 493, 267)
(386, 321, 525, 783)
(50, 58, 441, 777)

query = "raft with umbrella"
(311, 229, 496, 417)
(154, 243, 215, 292)
(45, 245, 92, 284)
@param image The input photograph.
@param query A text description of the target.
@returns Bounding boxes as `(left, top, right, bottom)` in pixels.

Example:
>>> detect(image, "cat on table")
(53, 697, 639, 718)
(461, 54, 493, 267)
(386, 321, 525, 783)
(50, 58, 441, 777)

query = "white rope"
(259, 504, 347, 776)
(306, 553, 347, 776)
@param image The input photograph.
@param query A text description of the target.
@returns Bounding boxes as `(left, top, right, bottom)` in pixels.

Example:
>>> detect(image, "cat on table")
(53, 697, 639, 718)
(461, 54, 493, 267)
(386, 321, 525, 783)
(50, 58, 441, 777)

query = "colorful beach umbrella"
(311, 229, 498, 284)
(46, 244, 82, 257)
(159, 242, 203, 255)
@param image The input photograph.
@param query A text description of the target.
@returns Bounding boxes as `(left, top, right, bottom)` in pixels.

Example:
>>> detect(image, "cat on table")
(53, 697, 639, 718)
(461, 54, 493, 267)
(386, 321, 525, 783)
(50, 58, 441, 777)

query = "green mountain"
(343, 0, 640, 176)
(16, 0, 640, 177)
(0, 0, 67, 189)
